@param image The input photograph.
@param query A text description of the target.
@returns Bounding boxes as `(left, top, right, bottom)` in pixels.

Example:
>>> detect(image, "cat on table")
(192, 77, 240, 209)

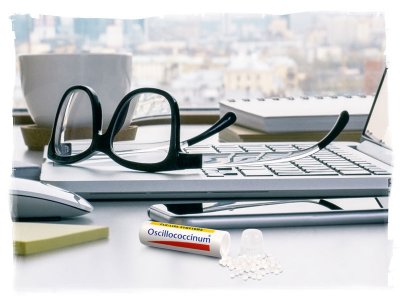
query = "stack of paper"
(219, 95, 373, 133)
(219, 123, 361, 143)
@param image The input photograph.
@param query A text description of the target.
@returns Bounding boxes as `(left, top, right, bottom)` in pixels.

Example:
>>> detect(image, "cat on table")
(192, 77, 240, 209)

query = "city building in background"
(11, 13, 386, 109)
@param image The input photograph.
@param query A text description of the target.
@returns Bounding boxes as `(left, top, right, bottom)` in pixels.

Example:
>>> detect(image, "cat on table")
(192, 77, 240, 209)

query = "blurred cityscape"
(11, 13, 386, 108)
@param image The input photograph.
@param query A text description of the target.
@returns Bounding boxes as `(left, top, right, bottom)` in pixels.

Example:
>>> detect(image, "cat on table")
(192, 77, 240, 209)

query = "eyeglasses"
(48, 85, 349, 172)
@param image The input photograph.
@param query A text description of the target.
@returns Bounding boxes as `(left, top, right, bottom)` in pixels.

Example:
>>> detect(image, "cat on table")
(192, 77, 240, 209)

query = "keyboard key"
(202, 169, 224, 177)
(215, 145, 245, 153)
(269, 145, 298, 152)
(220, 172, 239, 176)
(185, 145, 218, 154)
(217, 167, 239, 176)
(372, 171, 391, 175)
(240, 169, 274, 176)
(305, 171, 338, 176)
(302, 167, 334, 173)
(242, 145, 271, 152)
(339, 170, 371, 175)
(275, 171, 308, 176)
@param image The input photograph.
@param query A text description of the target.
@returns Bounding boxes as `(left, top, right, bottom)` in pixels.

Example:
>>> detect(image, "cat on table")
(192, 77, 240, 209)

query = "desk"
(12, 125, 393, 290)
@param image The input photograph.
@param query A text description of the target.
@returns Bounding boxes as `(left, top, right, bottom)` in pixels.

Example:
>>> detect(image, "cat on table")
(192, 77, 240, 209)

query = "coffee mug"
(19, 53, 133, 130)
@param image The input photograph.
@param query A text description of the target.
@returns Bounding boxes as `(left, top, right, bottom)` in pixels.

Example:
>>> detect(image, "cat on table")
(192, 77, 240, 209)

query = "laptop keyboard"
(183, 143, 390, 178)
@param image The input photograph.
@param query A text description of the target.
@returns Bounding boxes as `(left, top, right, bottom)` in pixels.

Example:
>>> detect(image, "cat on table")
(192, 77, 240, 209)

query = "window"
(11, 12, 386, 110)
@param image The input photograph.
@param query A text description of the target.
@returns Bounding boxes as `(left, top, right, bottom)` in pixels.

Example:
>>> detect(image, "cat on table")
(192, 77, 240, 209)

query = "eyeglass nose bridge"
(91, 131, 112, 154)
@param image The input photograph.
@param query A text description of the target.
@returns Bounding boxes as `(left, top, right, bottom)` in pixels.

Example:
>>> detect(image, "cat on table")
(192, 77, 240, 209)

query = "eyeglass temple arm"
(185, 112, 237, 147)
(317, 110, 349, 150)
(184, 110, 348, 149)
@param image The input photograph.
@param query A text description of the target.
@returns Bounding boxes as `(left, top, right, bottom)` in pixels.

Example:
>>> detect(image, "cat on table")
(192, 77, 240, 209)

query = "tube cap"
(240, 229, 264, 256)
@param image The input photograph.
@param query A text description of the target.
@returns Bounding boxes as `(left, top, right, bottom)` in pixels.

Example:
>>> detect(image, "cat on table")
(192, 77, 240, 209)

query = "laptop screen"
(363, 68, 391, 150)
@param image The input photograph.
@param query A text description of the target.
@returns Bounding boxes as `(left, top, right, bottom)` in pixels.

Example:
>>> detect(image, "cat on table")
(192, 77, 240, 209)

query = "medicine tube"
(139, 221, 230, 258)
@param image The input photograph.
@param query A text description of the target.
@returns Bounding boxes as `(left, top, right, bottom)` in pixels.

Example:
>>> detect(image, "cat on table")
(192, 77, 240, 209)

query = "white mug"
(19, 53, 133, 130)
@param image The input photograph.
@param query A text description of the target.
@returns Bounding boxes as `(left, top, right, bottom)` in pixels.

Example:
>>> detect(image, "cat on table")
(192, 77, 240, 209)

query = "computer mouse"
(9, 177, 93, 220)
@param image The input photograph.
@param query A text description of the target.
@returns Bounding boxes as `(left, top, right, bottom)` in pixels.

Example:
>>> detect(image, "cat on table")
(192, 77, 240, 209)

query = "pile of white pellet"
(219, 229, 283, 281)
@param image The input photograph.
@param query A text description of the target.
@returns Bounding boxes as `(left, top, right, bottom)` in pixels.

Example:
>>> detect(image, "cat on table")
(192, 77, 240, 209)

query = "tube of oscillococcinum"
(139, 221, 230, 258)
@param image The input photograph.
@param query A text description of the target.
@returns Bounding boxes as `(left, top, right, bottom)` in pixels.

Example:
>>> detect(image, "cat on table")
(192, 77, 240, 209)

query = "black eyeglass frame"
(48, 85, 209, 172)
(48, 85, 350, 173)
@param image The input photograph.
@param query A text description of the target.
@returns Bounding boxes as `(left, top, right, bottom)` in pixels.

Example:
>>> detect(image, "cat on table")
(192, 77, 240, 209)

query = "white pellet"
(219, 253, 283, 281)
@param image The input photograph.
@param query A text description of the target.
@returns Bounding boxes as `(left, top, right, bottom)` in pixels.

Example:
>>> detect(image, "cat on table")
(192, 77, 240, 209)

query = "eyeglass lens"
(111, 92, 172, 164)
(54, 88, 93, 157)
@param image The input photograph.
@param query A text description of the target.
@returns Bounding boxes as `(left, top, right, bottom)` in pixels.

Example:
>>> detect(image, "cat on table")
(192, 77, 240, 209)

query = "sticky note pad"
(13, 222, 109, 255)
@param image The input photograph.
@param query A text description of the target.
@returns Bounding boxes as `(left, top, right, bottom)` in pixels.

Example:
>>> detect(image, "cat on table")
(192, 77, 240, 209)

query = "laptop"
(40, 68, 392, 201)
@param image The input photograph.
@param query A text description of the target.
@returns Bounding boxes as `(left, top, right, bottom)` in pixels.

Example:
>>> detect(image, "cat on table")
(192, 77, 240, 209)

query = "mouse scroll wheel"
(73, 194, 81, 201)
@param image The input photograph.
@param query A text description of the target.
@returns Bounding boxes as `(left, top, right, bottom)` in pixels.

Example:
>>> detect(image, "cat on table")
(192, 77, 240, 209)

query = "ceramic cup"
(19, 53, 133, 130)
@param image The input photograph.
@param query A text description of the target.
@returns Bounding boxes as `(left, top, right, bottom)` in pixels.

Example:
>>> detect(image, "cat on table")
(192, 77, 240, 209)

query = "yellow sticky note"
(13, 222, 109, 255)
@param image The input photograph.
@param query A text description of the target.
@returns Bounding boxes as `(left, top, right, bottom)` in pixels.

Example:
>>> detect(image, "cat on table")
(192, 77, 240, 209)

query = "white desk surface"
(11, 125, 395, 291)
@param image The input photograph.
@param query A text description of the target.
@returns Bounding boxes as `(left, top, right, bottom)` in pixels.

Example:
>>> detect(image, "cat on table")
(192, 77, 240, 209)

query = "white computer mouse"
(9, 177, 93, 220)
